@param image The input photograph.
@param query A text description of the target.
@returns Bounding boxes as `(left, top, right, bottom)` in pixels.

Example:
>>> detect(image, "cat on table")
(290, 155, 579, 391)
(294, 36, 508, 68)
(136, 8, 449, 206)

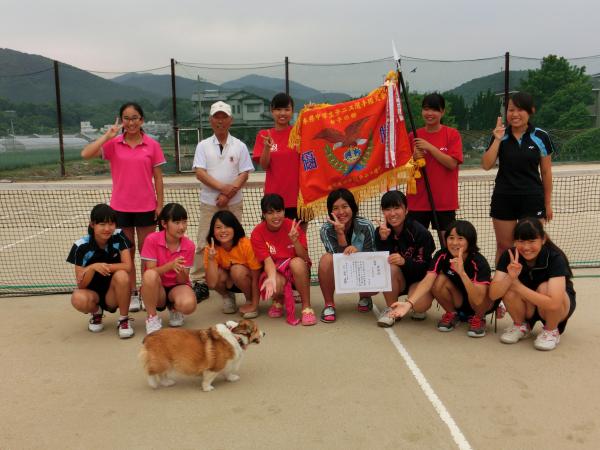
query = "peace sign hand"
(450, 247, 465, 275)
(207, 238, 217, 260)
(326, 214, 345, 234)
(376, 218, 391, 240)
(288, 219, 302, 243)
(262, 131, 274, 152)
(507, 248, 522, 279)
(105, 117, 122, 139)
(493, 116, 506, 141)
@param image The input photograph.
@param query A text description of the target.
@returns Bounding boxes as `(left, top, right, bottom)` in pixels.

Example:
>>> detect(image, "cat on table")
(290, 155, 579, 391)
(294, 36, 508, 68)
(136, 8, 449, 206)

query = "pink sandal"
(301, 308, 317, 326)
(268, 302, 283, 318)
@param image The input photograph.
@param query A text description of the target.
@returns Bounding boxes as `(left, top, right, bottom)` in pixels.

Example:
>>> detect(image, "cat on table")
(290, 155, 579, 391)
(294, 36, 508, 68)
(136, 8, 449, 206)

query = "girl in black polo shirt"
(482, 92, 555, 264)
(66, 204, 133, 338)
(388, 220, 495, 338)
(490, 218, 575, 351)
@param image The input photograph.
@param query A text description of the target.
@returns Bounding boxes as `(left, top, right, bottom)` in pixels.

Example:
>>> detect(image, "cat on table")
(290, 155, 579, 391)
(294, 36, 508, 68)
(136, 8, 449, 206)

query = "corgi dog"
(139, 319, 264, 392)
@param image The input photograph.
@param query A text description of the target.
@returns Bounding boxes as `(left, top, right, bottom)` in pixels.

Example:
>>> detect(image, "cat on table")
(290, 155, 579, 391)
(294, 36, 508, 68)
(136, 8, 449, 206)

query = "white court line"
(372, 305, 473, 450)
(0, 214, 86, 252)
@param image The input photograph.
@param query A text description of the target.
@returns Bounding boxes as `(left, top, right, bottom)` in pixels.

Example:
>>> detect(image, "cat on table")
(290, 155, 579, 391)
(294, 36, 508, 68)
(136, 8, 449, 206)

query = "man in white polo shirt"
(192, 101, 255, 313)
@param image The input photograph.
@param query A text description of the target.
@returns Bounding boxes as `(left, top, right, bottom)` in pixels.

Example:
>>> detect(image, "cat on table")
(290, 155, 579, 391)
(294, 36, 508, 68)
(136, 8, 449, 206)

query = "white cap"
(210, 101, 232, 117)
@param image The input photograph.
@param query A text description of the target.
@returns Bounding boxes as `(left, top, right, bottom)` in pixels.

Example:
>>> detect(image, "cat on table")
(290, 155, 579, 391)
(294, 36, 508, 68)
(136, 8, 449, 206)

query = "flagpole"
(394, 56, 444, 247)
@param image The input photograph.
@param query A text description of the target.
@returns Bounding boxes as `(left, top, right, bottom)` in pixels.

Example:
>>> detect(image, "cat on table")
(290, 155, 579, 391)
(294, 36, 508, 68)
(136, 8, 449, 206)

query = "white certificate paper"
(333, 251, 392, 293)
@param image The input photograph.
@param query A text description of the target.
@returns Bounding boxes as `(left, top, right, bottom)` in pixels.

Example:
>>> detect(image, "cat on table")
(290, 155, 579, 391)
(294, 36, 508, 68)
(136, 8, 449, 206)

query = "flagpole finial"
(384, 70, 398, 86)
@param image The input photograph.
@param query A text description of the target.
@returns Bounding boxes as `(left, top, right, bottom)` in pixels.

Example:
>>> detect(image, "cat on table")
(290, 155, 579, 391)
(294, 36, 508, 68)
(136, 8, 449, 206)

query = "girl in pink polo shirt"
(140, 203, 196, 334)
(81, 102, 166, 313)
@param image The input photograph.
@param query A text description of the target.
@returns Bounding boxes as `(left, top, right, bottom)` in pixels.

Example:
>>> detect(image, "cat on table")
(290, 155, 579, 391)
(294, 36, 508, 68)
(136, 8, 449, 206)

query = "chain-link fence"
(1, 53, 599, 179)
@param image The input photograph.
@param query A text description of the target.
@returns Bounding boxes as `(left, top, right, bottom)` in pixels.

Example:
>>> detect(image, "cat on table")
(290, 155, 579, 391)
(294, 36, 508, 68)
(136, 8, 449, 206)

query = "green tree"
(518, 55, 593, 129)
(468, 90, 501, 130)
(443, 92, 468, 129)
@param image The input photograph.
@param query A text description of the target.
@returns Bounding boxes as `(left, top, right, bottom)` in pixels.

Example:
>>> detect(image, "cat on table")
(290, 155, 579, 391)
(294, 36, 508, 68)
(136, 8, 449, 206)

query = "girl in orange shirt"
(204, 210, 262, 318)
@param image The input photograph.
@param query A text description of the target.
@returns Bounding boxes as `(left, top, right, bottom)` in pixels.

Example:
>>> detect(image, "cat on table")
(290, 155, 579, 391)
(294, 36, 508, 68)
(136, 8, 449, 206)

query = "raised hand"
(262, 131, 274, 152)
(507, 248, 522, 279)
(450, 247, 465, 275)
(326, 213, 345, 235)
(207, 238, 217, 260)
(105, 117, 122, 140)
(377, 218, 391, 240)
(493, 116, 506, 141)
(288, 219, 302, 243)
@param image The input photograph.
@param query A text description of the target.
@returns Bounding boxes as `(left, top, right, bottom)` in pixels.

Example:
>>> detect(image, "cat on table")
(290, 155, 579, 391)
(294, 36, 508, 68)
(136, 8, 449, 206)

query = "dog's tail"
(138, 346, 150, 371)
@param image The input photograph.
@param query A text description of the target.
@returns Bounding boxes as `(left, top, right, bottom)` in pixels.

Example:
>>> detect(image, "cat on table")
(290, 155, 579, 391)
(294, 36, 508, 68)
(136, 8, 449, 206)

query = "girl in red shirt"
(250, 194, 316, 326)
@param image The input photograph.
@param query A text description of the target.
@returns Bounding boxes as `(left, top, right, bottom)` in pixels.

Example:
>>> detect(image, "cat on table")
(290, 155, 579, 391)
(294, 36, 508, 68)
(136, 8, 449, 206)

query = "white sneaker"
(222, 292, 238, 314)
(168, 309, 184, 327)
(88, 308, 104, 333)
(129, 292, 142, 312)
(145, 315, 162, 334)
(377, 307, 395, 328)
(500, 323, 531, 344)
(534, 328, 560, 351)
(411, 311, 427, 321)
(117, 316, 135, 339)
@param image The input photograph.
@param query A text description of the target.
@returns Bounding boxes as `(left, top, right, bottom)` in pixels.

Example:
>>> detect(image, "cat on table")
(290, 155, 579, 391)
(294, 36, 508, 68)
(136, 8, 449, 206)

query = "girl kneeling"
(67, 204, 133, 338)
(141, 203, 196, 334)
(318, 188, 377, 323)
(375, 190, 435, 327)
(490, 218, 575, 351)
(204, 210, 261, 319)
(250, 194, 316, 326)
(389, 220, 495, 337)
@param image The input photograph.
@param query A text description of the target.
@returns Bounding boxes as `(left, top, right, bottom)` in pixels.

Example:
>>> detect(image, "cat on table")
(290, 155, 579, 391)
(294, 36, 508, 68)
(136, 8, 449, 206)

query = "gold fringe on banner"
(297, 162, 414, 221)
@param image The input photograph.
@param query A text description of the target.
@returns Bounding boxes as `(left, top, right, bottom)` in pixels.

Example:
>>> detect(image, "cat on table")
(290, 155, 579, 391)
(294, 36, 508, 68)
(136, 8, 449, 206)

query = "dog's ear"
(225, 320, 239, 330)
(231, 320, 252, 335)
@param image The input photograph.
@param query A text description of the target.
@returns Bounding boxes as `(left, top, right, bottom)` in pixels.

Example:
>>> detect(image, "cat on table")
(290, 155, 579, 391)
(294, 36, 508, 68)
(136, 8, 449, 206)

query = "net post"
(285, 56, 290, 95)
(171, 58, 180, 173)
(53, 60, 65, 177)
(504, 52, 510, 119)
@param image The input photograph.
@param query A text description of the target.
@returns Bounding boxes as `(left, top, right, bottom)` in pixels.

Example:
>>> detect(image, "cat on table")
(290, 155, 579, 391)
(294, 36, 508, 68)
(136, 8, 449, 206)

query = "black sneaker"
(193, 281, 209, 303)
(437, 311, 459, 332)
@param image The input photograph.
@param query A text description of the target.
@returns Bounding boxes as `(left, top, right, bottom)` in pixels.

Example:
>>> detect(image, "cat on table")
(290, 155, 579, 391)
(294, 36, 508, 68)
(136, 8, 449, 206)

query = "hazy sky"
(4, 0, 599, 94)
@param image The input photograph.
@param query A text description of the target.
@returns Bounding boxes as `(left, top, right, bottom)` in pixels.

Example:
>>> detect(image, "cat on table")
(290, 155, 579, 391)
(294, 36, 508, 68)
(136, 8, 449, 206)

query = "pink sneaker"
(301, 308, 317, 326)
(268, 302, 283, 318)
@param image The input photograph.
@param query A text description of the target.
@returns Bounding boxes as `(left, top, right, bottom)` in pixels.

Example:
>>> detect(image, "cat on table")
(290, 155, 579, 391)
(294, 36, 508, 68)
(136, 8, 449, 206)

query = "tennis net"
(1, 166, 598, 297)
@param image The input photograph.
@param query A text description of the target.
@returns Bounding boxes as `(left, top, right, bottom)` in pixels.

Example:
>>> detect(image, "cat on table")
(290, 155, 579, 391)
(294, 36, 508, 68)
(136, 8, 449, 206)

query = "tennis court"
(1, 276, 599, 449)
(1, 167, 599, 449)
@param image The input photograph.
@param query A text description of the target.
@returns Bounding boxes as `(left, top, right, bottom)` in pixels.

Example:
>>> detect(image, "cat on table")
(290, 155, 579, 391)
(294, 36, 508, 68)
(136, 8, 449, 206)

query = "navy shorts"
(490, 193, 546, 221)
(115, 210, 156, 228)
(88, 273, 117, 313)
(407, 210, 456, 231)
(156, 284, 189, 311)
(526, 291, 576, 334)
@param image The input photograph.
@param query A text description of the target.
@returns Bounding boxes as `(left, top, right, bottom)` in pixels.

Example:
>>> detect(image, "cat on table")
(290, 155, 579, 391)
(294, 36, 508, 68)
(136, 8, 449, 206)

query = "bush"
(559, 128, 600, 162)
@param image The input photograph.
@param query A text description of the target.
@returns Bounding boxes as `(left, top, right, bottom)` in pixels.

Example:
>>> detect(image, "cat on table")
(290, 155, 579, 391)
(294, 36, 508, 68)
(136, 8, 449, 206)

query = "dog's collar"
(234, 334, 247, 349)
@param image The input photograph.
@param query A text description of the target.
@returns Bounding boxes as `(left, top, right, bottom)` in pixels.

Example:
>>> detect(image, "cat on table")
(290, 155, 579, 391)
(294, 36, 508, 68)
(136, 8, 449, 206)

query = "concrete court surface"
(1, 272, 599, 450)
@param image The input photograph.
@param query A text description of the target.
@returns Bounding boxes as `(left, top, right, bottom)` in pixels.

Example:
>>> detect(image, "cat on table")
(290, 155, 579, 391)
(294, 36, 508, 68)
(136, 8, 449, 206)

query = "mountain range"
(1, 48, 528, 107)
